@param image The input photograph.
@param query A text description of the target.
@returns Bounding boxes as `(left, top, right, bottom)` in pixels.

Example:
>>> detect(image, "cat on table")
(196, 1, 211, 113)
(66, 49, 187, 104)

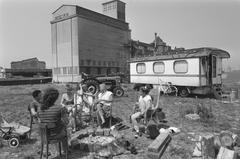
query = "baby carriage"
(0, 115, 30, 148)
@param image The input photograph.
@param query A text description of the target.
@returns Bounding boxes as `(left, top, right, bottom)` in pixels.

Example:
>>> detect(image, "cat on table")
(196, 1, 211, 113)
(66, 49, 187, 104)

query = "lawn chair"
(39, 123, 68, 159)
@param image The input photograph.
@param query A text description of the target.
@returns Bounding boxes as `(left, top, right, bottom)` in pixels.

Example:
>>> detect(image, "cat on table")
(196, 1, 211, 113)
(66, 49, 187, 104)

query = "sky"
(0, 0, 240, 70)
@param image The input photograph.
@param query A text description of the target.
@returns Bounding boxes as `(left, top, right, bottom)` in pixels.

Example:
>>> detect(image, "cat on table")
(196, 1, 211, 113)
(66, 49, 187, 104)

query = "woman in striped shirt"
(38, 87, 69, 154)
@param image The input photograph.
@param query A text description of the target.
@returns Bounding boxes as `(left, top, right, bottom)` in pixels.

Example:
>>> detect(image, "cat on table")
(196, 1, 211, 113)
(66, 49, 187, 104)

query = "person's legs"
(54, 128, 68, 154)
(131, 112, 141, 132)
(96, 103, 105, 124)
(68, 111, 76, 132)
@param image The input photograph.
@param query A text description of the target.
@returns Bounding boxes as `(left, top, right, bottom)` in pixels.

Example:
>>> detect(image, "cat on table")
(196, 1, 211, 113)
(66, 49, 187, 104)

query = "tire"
(213, 87, 222, 99)
(179, 87, 189, 97)
(83, 79, 99, 95)
(9, 137, 19, 148)
(113, 87, 124, 97)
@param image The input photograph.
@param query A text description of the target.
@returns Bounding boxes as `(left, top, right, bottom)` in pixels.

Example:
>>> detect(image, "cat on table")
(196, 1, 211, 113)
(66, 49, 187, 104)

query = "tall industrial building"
(51, 0, 131, 82)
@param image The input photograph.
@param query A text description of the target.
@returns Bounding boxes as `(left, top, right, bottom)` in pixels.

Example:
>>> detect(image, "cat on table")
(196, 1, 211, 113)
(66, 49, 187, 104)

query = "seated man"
(131, 86, 153, 135)
(94, 83, 113, 125)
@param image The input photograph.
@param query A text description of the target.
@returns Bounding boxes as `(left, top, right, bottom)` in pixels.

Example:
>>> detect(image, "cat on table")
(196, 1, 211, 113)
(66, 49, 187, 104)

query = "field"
(0, 83, 240, 159)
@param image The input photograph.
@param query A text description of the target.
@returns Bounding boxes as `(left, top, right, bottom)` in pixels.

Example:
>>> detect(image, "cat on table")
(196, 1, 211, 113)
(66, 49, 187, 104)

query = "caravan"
(129, 48, 230, 98)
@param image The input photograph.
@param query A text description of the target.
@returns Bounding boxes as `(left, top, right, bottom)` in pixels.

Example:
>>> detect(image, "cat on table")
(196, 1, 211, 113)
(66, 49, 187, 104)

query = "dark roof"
(129, 47, 230, 62)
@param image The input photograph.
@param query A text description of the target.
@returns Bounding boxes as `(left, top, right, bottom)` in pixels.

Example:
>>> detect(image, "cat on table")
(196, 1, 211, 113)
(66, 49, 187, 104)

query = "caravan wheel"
(179, 87, 189, 97)
(213, 87, 222, 99)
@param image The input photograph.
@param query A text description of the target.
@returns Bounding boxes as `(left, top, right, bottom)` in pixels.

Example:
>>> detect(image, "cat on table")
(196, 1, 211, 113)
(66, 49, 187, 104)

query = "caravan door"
(211, 55, 222, 84)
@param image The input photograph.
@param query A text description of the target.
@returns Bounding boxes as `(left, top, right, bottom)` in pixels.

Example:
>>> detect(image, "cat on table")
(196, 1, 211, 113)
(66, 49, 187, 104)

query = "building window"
(92, 60, 96, 66)
(73, 66, 78, 74)
(174, 60, 188, 73)
(68, 67, 73, 74)
(136, 63, 146, 74)
(86, 59, 91, 66)
(116, 62, 119, 66)
(98, 61, 101, 66)
(103, 61, 106, 66)
(153, 62, 165, 74)
(80, 60, 84, 66)
(63, 67, 67, 75)
(108, 61, 111, 66)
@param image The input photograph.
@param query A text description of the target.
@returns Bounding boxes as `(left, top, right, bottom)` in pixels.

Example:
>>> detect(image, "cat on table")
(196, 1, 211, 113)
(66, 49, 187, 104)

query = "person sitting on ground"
(28, 90, 42, 119)
(94, 83, 113, 125)
(131, 86, 153, 135)
(38, 87, 68, 153)
(61, 84, 76, 132)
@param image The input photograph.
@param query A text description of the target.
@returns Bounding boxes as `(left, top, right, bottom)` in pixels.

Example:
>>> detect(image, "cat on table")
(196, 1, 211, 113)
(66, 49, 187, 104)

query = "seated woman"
(131, 86, 153, 135)
(94, 83, 113, 125)
(60, 84, 76, 132)
(38, 87, 68, 153)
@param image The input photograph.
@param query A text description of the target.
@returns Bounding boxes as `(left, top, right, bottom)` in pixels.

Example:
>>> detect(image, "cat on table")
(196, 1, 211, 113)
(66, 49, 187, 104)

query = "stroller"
(0, 115, 30, 148)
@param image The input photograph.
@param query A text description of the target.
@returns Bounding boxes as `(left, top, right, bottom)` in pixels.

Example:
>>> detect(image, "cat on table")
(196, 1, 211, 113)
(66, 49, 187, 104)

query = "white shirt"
(138, 95, 152, 113)
(98, 91, 113, 106)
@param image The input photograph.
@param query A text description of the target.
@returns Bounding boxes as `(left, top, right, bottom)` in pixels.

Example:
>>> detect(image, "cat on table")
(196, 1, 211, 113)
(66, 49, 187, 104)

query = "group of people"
(28, 82, 156, 154)
(29, 83, 113, 132)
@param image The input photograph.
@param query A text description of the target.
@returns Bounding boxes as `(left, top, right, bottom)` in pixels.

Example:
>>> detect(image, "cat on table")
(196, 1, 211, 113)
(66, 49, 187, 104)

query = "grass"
(0, 83, 240, 159)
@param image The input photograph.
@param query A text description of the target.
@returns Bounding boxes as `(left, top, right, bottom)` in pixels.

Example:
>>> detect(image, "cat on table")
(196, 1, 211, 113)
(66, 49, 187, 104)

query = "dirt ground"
(0, 83, 240, 159)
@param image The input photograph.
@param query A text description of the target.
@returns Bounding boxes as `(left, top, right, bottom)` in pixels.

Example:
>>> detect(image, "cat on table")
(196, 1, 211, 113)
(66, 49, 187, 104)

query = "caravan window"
(174, 60, 188, 73)
(153, 62, 165, 73)
(136, 63, 146, 74)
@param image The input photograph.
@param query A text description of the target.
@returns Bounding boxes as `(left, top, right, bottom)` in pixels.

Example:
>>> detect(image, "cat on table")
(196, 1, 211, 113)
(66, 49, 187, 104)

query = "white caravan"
(129, 48, 230, 98)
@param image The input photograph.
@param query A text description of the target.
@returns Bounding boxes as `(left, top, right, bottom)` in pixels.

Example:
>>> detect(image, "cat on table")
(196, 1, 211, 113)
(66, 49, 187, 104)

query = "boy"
(28, 90, 42, 117)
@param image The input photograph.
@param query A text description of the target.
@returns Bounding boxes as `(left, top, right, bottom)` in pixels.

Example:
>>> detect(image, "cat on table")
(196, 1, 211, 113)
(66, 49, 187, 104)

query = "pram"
(0, 116, 30, 148)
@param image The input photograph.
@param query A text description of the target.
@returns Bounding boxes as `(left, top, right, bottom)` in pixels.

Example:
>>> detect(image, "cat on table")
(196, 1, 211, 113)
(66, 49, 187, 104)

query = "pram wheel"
(8, 137, 19, 148)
